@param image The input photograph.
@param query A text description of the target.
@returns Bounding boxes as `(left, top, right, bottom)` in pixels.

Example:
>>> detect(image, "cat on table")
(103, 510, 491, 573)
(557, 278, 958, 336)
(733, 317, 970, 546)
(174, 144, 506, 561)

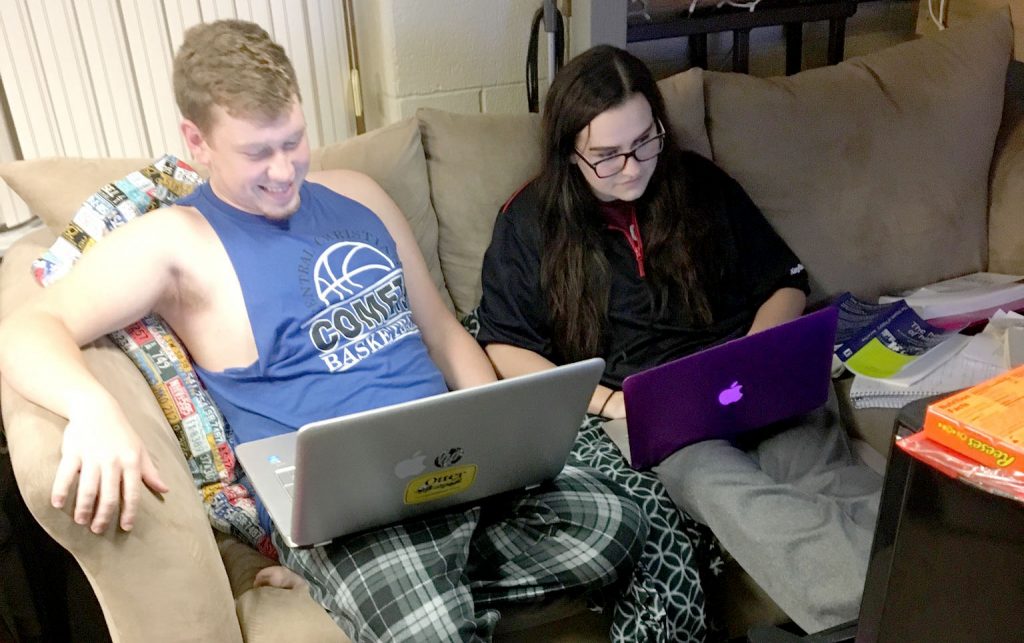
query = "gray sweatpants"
(653, 390, 881, 634)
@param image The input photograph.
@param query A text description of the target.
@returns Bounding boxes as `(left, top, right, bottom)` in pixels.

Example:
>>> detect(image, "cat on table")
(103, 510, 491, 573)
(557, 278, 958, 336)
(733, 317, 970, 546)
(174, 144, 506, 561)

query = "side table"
(855, 398, 1024, 642)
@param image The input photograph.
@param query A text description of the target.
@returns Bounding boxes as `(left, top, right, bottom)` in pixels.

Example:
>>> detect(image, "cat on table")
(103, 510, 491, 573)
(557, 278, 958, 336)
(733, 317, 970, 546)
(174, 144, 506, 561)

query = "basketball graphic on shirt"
(314, 241, 396, 305)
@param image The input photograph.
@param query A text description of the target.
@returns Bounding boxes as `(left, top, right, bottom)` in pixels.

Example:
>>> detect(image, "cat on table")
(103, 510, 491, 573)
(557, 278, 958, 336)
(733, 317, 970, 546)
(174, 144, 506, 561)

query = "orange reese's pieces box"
(923, 364, 1024, 473)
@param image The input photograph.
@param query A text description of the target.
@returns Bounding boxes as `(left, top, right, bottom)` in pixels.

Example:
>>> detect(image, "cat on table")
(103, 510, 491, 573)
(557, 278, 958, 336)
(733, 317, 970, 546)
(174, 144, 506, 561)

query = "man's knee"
(551, 466, 649, 579)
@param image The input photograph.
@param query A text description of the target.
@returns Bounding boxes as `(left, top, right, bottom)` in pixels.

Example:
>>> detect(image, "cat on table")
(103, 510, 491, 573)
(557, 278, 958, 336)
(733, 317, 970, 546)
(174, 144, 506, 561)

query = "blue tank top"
(181, 181, 448, 445)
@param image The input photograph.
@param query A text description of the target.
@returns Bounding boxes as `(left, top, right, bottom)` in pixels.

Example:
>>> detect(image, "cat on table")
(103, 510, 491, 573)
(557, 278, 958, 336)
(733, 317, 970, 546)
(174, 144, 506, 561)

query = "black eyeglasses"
(574, 122, 666, 179)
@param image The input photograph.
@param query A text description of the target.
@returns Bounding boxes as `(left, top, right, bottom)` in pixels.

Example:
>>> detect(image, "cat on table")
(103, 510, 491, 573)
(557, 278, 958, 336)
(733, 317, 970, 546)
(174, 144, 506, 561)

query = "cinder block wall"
(353, 0, 562, 130)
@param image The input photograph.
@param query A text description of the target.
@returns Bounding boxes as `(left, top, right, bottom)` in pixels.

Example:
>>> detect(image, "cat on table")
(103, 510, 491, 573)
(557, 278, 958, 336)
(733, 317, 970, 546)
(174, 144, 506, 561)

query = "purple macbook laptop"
(620, 306, 838, 470)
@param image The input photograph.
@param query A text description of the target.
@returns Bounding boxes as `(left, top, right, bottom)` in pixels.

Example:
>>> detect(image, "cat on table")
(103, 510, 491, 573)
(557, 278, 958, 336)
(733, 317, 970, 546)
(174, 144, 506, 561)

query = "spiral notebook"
(850, 352, 1004, 409)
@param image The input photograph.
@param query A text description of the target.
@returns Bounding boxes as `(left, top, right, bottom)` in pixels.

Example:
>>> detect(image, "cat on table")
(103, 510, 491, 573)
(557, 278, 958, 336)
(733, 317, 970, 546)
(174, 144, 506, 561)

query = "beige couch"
(2, 8, 1023, 642)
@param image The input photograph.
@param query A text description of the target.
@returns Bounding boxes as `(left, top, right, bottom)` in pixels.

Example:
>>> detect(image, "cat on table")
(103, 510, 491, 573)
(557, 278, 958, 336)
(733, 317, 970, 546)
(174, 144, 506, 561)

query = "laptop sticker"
(434, 447, 464, 468)
(404, 465, 478, 505)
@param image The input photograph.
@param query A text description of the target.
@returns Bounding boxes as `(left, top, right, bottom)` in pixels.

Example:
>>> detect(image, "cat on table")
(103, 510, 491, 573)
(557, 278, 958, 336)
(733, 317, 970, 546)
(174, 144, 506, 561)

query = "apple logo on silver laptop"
(718, 381, 743, 406)
(394, 451, 427, 478)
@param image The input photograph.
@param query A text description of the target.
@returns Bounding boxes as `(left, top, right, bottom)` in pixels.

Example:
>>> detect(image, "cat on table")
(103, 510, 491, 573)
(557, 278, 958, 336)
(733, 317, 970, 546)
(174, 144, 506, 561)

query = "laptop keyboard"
(276, 466, 296, 497)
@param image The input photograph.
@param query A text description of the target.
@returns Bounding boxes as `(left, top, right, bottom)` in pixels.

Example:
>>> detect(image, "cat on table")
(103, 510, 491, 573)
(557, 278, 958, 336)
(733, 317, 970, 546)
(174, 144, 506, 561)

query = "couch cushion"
(833, 377, 901, 458)
(418, 109, 543, 318)
(704, 9, 1013, 304)
(215, 533, 346, 642)
(419, 69, 709, 318)
(311, 116, 452, 311)
(656, 67, 712, 159)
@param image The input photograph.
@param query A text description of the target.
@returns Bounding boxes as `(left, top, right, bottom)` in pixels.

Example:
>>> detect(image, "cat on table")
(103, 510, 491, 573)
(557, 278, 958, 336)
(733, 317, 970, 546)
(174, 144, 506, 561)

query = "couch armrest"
(1, 353, 244, 642)
(1, 234, 242, 642)
(987, 61, 1024, 274)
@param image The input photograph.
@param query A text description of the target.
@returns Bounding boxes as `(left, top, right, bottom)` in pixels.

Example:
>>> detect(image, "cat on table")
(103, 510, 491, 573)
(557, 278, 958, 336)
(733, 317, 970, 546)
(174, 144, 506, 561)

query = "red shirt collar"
(598, 200, 645, 278)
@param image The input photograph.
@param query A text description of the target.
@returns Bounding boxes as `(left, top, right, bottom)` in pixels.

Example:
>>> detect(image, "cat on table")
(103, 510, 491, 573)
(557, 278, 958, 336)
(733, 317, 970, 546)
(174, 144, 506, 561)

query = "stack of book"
(837, 272, 1024, 409)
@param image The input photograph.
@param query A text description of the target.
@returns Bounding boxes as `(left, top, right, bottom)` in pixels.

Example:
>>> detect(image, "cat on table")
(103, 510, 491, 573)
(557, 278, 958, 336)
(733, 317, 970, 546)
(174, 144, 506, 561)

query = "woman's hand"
(601, 391, 627, 419)
(592, 387, 626, 419)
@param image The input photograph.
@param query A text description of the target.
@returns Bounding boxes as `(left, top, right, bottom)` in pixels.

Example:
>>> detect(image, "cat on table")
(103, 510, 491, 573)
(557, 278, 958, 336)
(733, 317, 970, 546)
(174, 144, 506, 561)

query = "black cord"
(554, 8, 565, 70)
(526, 5, 565, 113)
(527, 8, 542, 113)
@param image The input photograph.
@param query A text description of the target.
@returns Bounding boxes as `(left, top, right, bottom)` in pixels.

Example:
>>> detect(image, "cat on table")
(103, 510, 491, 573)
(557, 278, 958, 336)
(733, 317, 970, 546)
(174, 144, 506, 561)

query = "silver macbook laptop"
(236, 358, 604, 547)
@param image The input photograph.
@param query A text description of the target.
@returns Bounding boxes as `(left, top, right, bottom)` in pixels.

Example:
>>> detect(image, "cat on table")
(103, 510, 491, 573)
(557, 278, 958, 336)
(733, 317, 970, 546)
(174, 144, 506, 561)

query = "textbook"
(848, 313, 1024, 409)
(835, 275, 1024, 381)
(923, 364, 1024, 473)
(834, 293, 954, 379)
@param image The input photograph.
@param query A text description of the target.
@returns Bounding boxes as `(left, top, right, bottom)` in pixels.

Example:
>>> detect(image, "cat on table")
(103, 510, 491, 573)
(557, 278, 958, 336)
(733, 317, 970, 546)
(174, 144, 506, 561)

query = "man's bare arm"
(0, 210, 196, 533)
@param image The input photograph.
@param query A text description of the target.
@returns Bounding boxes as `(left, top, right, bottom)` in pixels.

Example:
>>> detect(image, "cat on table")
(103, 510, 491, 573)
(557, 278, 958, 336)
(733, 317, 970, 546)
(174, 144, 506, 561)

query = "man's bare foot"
(253, 565, 307, 590)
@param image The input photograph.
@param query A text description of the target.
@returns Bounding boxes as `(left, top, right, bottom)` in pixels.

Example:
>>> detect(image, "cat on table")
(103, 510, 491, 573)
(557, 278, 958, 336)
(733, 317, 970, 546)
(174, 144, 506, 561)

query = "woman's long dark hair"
(539, 45, 716, 362)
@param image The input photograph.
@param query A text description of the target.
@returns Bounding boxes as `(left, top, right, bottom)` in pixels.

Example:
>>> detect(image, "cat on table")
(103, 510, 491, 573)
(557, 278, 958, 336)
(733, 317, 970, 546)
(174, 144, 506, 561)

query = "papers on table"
(879, 272, 1024, 330)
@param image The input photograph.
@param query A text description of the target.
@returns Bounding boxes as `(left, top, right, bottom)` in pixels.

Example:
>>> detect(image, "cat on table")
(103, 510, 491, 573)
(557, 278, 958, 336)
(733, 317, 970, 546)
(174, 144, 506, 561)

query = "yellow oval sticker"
(404, 464, 477, 505)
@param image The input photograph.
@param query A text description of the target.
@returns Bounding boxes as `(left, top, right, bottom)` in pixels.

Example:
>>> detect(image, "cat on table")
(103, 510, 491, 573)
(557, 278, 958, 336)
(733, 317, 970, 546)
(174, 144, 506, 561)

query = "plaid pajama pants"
(274, 465, 648, 642)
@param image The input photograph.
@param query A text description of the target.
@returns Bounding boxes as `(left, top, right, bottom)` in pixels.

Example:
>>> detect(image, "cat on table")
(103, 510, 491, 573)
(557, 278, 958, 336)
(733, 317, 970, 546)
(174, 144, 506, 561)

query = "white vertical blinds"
(0, 0, 355, 160)
(0, 0, 355, 228)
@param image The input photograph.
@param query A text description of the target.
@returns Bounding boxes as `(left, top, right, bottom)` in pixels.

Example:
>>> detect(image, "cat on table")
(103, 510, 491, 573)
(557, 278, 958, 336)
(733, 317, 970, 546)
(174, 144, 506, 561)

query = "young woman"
(475, 45, 882, 637)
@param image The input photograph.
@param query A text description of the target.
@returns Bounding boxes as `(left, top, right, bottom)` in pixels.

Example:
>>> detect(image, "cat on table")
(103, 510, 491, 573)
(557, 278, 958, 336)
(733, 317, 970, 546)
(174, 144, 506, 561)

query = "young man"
(0, 20, 647, 641)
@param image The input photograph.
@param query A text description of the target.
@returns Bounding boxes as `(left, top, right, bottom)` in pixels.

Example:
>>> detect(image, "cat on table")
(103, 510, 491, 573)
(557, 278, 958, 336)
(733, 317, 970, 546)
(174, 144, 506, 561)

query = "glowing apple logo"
(718, 381, 743, 406)
(394, 451, 427, 478)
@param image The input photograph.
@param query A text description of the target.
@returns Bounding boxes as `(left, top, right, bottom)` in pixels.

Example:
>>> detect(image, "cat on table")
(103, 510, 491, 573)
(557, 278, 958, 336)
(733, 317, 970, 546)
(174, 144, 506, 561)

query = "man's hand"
(51, 402, 169, 534)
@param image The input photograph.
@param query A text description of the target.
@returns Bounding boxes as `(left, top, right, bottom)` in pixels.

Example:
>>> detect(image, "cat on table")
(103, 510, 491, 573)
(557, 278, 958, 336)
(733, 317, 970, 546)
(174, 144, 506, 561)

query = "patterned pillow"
(32, 155, 275, 558)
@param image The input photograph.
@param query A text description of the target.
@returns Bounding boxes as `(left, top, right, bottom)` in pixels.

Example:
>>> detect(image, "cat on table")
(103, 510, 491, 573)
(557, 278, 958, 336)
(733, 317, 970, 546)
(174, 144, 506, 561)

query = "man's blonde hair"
(173, 20, 300, 133)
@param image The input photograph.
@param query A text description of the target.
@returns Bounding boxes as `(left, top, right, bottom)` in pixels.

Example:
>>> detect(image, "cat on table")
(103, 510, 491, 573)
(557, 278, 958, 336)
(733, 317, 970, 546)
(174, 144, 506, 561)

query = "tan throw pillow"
(704, 9, 1013, 304)
(312, 116, 452, 311)
(0, 157, 156, 232)
(657, 67, 713, 160)
(418, 109, 543, 318)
